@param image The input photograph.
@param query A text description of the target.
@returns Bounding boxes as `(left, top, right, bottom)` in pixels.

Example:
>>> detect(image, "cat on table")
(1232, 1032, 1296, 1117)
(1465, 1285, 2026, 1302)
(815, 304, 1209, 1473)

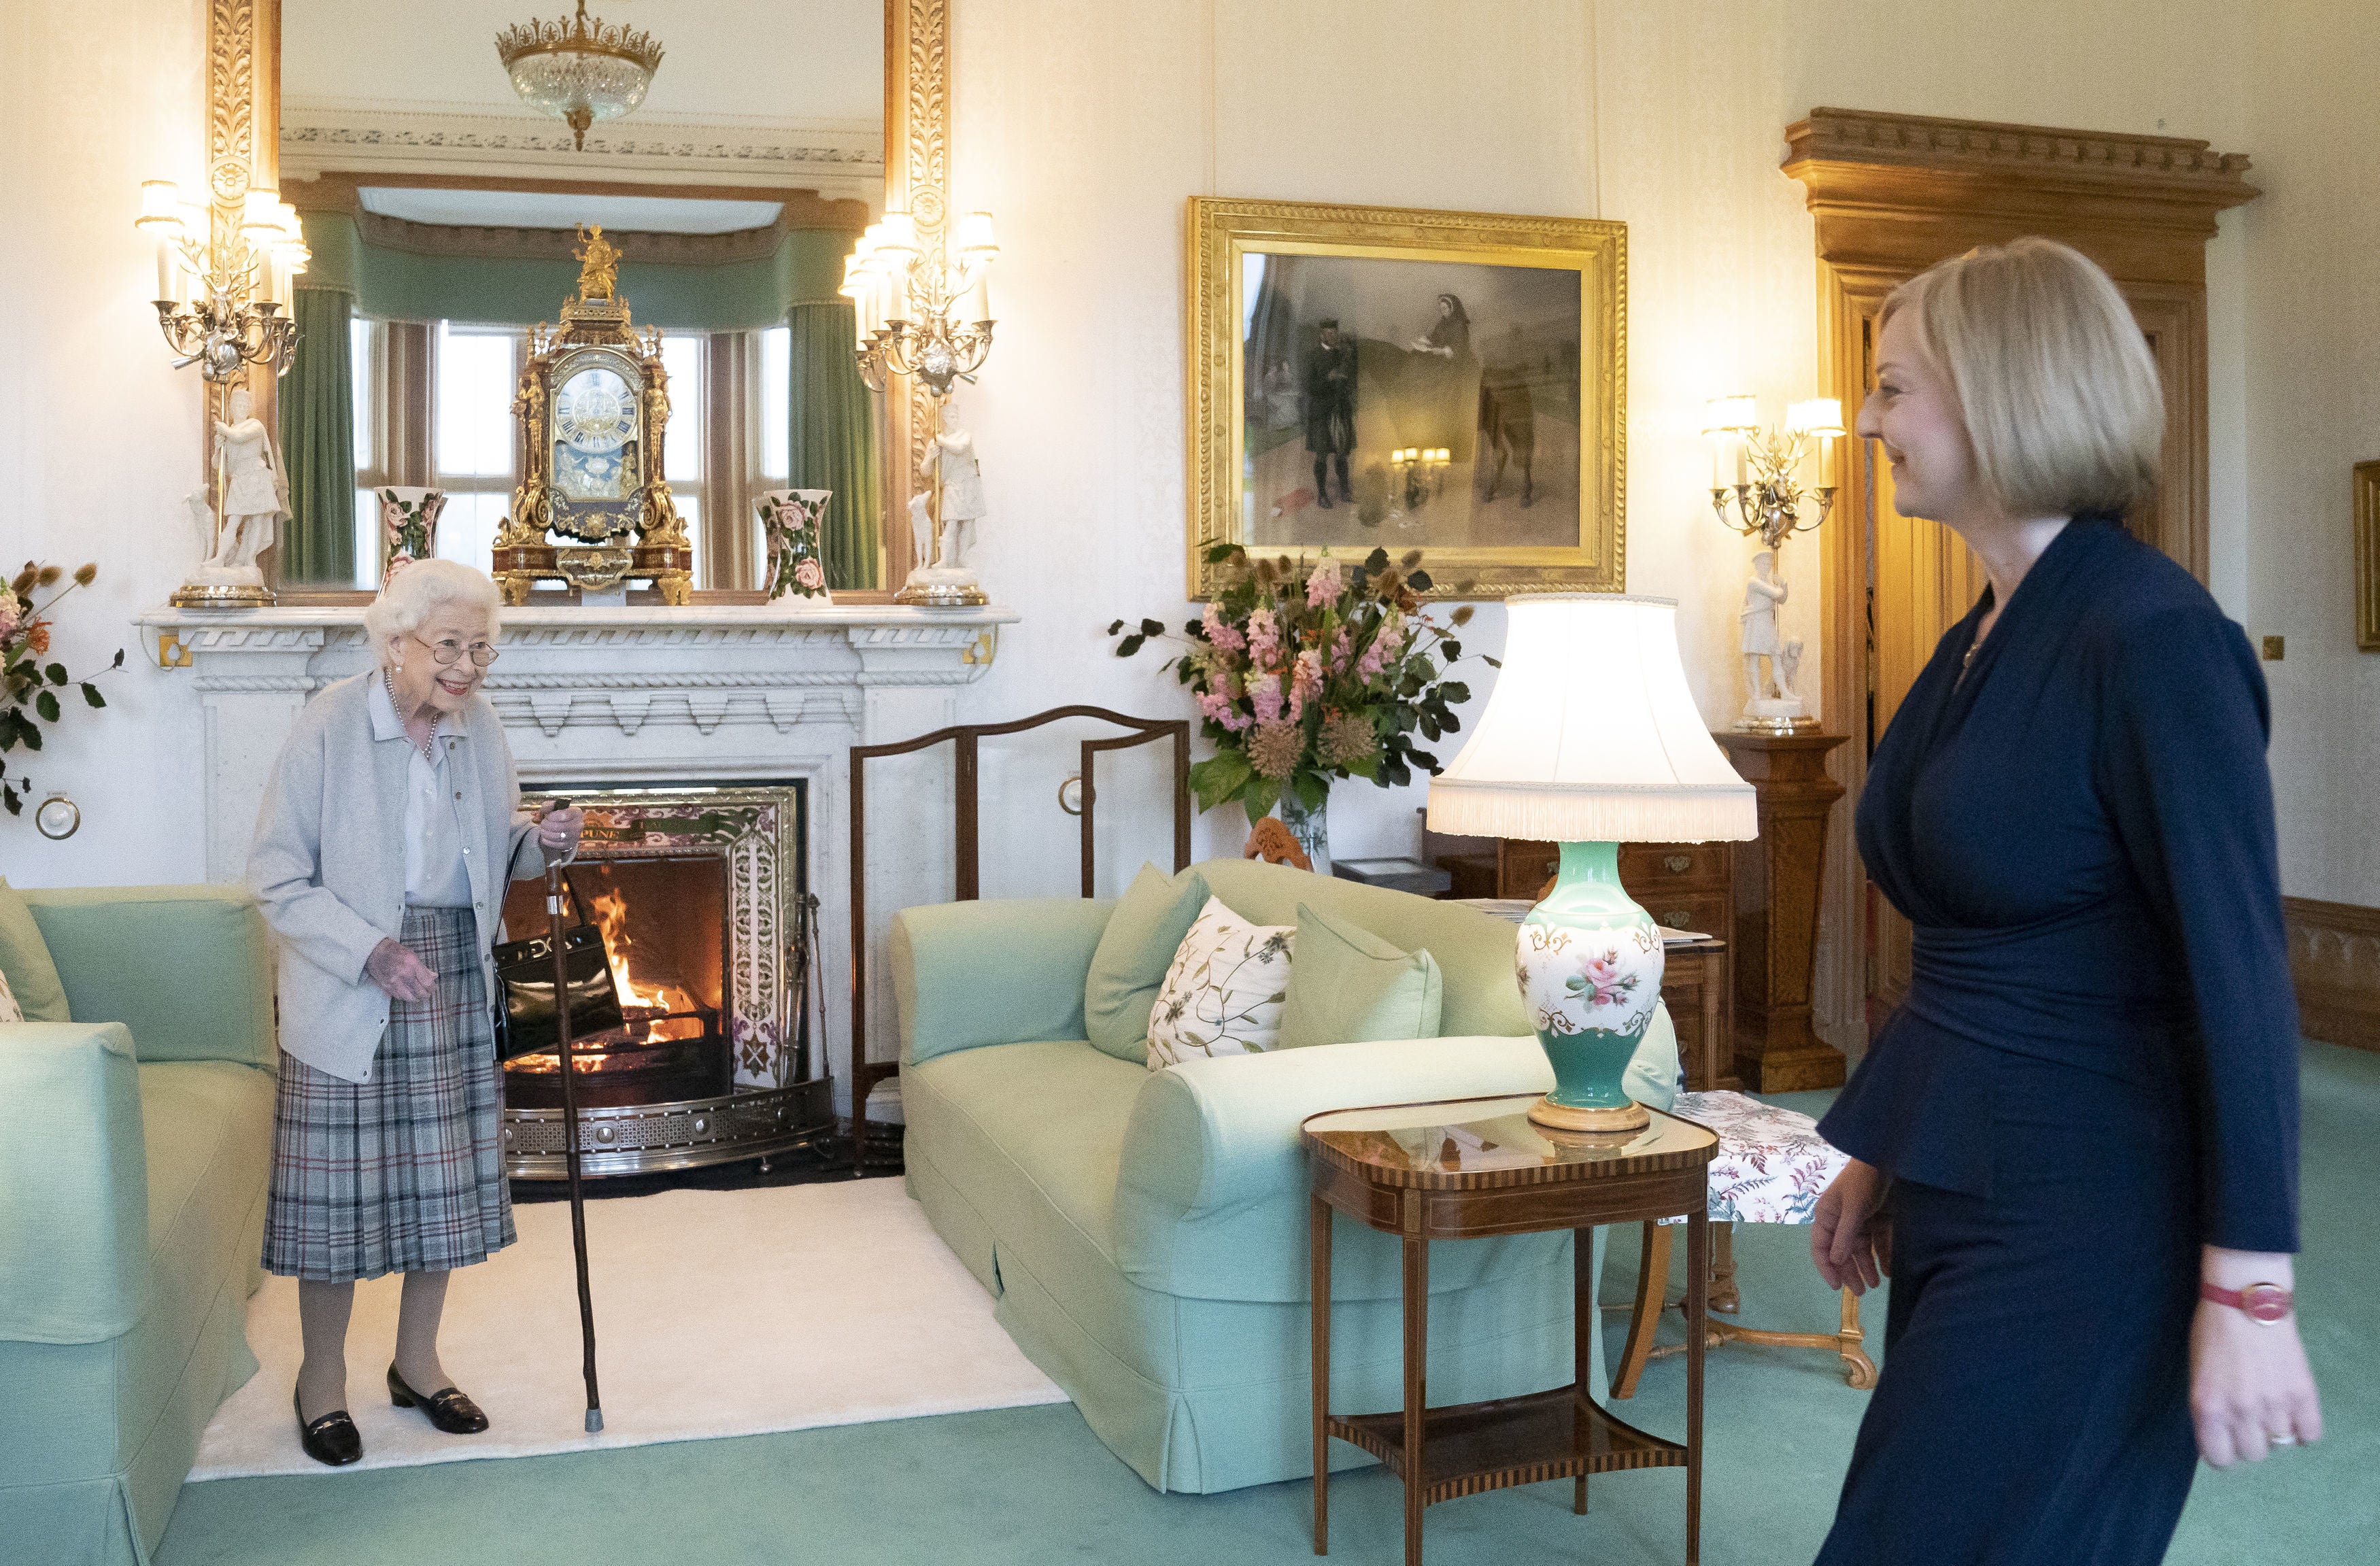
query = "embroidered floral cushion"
(1146, 896, 1297, 1068)
(1659, 1090, 1850, 1225)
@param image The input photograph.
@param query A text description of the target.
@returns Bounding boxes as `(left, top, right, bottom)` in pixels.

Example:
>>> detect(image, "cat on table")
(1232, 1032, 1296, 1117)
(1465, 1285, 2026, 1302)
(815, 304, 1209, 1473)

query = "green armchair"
(0, 887, 277, 1566)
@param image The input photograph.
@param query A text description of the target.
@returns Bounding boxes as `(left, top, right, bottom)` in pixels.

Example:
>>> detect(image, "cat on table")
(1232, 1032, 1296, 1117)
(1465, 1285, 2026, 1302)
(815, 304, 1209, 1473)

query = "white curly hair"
(362, 558, 502, 667)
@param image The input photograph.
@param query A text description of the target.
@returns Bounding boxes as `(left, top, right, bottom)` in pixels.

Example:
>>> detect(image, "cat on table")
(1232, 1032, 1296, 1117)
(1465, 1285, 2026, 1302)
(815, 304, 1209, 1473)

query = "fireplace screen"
(500, 785, 828, 1178)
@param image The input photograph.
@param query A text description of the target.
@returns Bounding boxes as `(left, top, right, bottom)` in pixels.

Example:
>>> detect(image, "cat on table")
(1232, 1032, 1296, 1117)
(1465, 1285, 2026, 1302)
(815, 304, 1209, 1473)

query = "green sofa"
(892, 857, 1678, 1494)
(0, 887, 277, 1566)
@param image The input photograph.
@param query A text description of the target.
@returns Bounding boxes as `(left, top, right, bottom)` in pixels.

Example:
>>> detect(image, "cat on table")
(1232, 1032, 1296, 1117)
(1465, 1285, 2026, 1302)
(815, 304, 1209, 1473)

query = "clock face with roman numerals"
(554, 367, 636, 456)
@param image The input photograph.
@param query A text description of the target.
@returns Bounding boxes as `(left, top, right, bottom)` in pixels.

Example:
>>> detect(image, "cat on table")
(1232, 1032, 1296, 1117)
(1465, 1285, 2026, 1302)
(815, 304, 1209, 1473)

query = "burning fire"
(588, 885, 699, 1034)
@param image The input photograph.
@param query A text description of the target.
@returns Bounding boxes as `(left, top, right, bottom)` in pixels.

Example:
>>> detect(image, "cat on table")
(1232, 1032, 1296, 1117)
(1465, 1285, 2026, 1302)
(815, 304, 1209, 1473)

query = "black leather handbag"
(492, 872, 626, 1061)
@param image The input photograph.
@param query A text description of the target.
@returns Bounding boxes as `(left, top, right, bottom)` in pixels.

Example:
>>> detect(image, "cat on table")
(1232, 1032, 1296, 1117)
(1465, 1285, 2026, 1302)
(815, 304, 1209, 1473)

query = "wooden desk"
(1305, 1096, 1716, 1566)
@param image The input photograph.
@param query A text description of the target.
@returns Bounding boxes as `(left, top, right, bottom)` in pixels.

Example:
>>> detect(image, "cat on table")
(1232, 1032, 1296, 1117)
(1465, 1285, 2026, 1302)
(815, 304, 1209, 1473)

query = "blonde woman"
(249, 560, 582, 1465)
(1809, 239, 2318, 1563)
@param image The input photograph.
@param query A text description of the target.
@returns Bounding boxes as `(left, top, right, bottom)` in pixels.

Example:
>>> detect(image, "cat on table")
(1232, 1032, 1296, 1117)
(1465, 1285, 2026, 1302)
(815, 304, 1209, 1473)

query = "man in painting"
(1302, 319, 1358, 508)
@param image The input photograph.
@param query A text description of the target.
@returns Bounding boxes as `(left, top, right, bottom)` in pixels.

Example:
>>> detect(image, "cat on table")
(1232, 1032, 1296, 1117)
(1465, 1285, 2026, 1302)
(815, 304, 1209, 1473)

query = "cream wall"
(6, 0, 2367, 933)
(2239, 3, 2380, 908)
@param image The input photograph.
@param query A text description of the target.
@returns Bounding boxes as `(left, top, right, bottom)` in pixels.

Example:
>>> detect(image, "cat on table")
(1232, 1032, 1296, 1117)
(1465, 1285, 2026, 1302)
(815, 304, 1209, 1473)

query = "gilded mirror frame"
(207, 0, 944, 603)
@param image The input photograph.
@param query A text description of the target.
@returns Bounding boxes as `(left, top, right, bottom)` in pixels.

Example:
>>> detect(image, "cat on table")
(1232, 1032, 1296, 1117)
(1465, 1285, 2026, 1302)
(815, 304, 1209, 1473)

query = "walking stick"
(542, 800, 604, 1434)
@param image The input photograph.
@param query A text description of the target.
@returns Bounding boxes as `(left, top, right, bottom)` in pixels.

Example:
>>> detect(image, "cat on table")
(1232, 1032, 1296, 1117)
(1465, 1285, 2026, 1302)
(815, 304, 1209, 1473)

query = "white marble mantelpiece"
(136, 601, 1018, 1114)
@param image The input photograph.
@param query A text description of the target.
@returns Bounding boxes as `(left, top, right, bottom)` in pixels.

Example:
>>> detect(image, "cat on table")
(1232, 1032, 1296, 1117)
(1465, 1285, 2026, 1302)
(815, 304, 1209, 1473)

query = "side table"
(1304, 1095, 1718, 1566)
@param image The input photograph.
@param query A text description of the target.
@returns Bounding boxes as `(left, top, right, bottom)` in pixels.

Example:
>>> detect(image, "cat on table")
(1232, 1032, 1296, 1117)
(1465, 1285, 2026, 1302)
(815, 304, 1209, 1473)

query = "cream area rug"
(190, 1177, 1067, 1479)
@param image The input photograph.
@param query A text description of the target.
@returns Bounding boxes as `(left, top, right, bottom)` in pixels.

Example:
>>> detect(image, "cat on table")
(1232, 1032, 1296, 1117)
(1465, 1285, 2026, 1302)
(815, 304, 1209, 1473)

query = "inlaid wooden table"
(1304, 1095, 1718, 1566)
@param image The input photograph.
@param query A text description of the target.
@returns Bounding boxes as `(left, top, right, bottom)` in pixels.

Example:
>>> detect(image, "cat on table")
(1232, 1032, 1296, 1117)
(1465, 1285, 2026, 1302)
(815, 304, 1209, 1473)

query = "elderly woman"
(1810, 239, 2319, 1563)
(248, 559, 582, 1467)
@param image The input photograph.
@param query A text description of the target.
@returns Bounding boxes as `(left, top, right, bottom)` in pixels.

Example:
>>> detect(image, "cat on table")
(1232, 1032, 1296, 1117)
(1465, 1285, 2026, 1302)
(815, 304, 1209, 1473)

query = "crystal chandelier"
(495, 1, 665, 150)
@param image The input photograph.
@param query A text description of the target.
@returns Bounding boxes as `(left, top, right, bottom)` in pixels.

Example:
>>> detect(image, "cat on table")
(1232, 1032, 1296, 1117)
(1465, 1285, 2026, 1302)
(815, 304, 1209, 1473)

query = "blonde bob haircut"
(362, 558, 503, 666)
(1878, 237, 2162, 518)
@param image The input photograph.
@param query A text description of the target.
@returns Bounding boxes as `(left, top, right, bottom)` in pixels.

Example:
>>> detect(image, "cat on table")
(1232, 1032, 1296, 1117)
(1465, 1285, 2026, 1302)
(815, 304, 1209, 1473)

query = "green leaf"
(1406, 568, 1435, 592)
(1140, 617, 1164, 636)
(1117, 635, 1144, 657)
(35, 690, 59, 723)
(1188, 750, 1255, 813)
(110, 649, 124, 669)
(1205, 542, 1246, 564)
(1106, 619, 1125, 634)
(17, 715, 40, 750)
(1440, 681, 1471, 704)
(44, 663, 67, 685)
(1365, 547, 1391, 573)
(2, 785, 18, 815)
(1242, 777, 1280, 823)
(1483, 656, 1502, 669)
(1440, 640, 1461, 661)
(1293, 771, 1329, 811)
(81, 683, 105, 709)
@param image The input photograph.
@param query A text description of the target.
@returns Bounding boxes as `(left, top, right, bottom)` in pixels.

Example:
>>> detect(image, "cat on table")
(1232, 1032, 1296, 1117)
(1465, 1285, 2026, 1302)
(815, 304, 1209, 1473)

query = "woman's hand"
(364, 936, 437, 1004)
(538, 805, 583, 856)
(2192, 1248, 2322, 1467)
(1812, 1157, 1892, 1294)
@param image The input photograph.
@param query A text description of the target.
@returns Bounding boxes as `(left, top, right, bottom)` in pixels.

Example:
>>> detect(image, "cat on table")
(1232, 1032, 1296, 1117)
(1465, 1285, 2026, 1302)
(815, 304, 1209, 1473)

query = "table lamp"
(1427, 595, 1757, 1131)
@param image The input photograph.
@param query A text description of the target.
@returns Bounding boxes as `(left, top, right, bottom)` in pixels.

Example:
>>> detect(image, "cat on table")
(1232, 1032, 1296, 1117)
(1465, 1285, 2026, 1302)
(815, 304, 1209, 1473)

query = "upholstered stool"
(1610, 1089, 1877, 1397)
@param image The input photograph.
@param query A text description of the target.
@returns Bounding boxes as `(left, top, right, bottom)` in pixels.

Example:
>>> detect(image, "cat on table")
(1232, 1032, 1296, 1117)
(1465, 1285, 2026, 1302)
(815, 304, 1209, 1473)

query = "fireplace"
(498, 784, 832, 1178)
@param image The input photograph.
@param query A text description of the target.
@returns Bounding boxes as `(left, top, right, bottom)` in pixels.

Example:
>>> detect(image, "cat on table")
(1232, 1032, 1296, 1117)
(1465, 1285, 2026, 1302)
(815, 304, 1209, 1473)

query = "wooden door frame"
(1782, 107, 2256, 1055)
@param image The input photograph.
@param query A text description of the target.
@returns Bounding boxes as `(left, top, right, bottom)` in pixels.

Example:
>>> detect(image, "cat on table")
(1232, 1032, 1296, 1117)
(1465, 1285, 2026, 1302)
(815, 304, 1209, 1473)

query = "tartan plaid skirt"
(263, 905, 516, 1282)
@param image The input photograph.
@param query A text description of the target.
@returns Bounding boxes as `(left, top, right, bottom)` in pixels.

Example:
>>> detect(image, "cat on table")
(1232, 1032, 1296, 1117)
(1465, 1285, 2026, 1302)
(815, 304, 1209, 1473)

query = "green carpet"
(156, 1043, 2377, 1566)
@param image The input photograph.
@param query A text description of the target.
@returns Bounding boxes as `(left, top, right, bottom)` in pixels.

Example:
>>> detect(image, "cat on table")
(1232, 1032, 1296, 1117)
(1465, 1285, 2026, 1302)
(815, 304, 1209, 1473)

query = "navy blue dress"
(1814, 515, 2299, 1566)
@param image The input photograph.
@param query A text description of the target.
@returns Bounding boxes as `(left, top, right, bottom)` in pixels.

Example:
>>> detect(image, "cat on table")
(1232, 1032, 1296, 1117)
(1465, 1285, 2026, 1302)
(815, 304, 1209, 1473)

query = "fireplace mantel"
(137, 601, 1018, 1117)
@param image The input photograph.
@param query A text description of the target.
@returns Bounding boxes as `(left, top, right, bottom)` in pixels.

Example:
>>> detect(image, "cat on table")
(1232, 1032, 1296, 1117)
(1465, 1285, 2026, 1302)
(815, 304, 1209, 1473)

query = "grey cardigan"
(247, 673, 553, 1083)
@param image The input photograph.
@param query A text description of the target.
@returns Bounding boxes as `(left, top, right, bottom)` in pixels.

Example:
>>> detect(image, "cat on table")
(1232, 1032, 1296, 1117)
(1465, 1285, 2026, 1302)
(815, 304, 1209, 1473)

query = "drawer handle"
(1663, 853, 1693, 874)
(1663, 910, 1693, 929)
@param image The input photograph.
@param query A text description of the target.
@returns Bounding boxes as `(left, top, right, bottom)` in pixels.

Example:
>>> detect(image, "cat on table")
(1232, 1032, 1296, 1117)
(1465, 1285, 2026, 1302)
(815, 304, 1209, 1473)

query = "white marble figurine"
(203, 388, 288, 573)
(1737, 548, 1806, 728)
(922, 429, 987, 567)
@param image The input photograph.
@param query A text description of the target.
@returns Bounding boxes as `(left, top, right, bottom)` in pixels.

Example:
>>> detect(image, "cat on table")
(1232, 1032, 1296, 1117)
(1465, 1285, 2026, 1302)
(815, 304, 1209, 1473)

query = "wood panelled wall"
(2286, 898, 2380, 1052)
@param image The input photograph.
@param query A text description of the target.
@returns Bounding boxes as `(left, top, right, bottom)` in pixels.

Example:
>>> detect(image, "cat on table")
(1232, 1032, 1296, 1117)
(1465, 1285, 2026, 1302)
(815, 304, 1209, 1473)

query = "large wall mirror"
(211, 0, 949, 601)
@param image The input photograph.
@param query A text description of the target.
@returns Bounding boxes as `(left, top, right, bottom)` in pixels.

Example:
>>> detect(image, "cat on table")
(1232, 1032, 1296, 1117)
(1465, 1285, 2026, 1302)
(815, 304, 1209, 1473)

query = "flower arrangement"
(1108, 545, 1494, 821)
(1, 562, 122, 817)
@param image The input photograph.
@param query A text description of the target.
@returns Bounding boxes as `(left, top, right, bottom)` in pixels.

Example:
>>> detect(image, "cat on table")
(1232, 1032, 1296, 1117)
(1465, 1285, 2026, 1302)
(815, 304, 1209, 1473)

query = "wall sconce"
(135, 179, 307, 383)
(841, 208, 1000, 607)
(1388, 447, 1450, 521)
(1703, 396, 1843, 732)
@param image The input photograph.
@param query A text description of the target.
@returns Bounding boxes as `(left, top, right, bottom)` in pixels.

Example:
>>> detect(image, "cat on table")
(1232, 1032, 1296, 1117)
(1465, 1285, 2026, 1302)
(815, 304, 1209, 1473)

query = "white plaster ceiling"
(359, 188, 783, 233)
(283, 0, 883, 125)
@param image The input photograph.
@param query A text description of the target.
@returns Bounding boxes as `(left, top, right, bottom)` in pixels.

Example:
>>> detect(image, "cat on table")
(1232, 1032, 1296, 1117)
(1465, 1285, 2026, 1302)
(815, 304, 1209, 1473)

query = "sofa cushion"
(1146, 898, 1295, 1068)
(1193, 858, 1527, 1037)
(22, 886, 275, 1067)
(0, 876, 70, 1023)
(1084, 864, 1209, 1063)
(1278, 901, 1443, 1051)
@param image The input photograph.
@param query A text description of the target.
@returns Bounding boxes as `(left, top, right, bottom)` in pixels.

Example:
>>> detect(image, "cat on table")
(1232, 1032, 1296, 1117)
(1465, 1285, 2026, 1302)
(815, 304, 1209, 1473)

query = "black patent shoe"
(294, 1386, 362, 1467)
(388, 1364, 490, 1434)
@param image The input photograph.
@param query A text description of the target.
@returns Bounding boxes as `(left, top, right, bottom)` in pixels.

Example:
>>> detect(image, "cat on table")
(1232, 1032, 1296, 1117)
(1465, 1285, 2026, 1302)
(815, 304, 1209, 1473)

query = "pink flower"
(1251, 679, 1285, 726)
(794, 557, 825, 590)
(1197, 688, 1252, 732)
(1202, 602, 1245, 653)
(381, 499, 404, 530)
(1287, 649, 1323, 723)
(1246, 607, 1280, 668)
(1306, 558, 1344, 607)
(0, 590, 18, 645)
(1327, 628, 1352, 674)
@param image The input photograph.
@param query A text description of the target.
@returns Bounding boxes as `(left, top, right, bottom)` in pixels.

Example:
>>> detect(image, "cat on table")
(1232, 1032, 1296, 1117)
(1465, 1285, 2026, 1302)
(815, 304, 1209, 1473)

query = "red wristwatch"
(2200, 1280, 2294, 1324)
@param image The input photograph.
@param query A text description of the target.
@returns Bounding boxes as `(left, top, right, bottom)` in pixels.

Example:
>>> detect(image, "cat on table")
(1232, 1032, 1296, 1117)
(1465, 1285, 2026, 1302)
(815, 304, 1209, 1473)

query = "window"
(434, 323, 523, 571)
(351, 316, 386, 590)
(660, 333, 704, 549)
(760, 324, 790, 486)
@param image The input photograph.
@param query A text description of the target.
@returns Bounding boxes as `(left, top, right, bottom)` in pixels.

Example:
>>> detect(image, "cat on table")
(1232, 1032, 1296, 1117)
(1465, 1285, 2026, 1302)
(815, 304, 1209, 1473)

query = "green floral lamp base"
(1516, 840, 1665, 1131)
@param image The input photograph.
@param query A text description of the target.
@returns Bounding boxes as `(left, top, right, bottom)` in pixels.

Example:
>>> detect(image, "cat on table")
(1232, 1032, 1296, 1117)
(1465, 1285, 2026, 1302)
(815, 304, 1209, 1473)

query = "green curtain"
(788, 299, 882, 590)
(277, 288, 356, 585)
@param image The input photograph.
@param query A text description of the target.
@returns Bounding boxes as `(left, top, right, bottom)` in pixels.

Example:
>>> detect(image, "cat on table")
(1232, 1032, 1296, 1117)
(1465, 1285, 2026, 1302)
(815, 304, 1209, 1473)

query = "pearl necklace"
(385, 667, 437, 762)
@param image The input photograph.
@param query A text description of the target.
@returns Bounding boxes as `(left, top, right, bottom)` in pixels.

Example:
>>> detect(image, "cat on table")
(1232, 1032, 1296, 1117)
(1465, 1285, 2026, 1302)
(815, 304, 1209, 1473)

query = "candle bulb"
(1733, 432, 1749, 488)
(962, 267, 991, 324)
(154, 239, 175, 303)
(1820, 433, 1837, 487)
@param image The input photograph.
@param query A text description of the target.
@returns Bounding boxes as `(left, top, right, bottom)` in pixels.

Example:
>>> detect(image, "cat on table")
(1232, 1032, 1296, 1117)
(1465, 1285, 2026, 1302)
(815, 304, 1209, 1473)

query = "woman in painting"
(1404, 292, 1478, 463)
(1809, 238, 2318, 1564)
(248, 560, 583, 1466)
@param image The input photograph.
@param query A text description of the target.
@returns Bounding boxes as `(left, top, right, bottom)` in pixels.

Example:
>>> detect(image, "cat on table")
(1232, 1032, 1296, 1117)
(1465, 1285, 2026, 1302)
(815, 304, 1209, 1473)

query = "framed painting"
(2358, 460, 2379, 652)
(1186, 197, 1626, 600)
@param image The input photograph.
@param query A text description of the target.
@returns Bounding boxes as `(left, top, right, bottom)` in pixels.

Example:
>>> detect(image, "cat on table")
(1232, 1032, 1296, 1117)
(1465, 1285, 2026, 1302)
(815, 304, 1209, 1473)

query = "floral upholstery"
(1662, 1089, 1848, 1226)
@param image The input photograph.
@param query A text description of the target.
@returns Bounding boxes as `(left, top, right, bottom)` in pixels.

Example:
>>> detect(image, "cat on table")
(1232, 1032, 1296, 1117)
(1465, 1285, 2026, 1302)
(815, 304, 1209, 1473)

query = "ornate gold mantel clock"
(492, 226, 694, 605)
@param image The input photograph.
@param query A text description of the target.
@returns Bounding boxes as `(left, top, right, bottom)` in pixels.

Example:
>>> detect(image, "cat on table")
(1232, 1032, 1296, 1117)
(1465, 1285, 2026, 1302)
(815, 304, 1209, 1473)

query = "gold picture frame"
(1186, 197, 1626, 600)
(2358, 460, 2380, 653)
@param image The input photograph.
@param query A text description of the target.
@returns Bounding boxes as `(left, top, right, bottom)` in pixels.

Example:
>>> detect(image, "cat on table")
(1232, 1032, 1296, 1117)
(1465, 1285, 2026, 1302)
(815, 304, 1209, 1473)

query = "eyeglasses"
(411, 632, 499, 668)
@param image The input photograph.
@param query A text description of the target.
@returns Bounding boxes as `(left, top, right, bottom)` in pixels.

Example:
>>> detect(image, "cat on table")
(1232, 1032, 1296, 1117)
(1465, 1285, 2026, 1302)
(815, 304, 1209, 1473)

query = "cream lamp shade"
(1426, 594, 1756, 845)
